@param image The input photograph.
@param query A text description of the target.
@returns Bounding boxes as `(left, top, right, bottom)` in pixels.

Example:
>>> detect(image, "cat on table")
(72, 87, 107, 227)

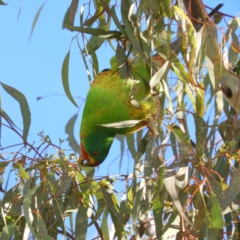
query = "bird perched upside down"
(79, 56, 164, 166)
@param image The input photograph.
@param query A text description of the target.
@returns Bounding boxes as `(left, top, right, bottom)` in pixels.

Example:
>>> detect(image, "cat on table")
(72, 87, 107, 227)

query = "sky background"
(0, 0, 239, 239)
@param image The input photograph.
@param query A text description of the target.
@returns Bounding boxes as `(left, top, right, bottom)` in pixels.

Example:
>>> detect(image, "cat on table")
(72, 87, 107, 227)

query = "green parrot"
(79, 56, 164, 166)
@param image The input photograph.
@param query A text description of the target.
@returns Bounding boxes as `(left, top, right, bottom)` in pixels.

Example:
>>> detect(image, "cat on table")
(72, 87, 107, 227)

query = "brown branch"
(205, 4, 235, 18)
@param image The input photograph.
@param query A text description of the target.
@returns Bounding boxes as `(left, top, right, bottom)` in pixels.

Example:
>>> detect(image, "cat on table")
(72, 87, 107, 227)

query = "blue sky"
(0, 0, 239, 238)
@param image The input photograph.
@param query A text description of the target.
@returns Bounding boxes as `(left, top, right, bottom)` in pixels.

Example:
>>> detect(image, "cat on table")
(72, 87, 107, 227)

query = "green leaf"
(140, 0, 162, 19)
(91, 50, 99, 75)
(23, 184, 40, 239)
(0, 82, 31, 142)
(85, 35, 105, 55)
(196, 84, 205, 117)
(0, 0, 7, 5)
(164, 168, 192, 226)
(116, 43, 130, 79)
(101, 183, 119, 217)
(88, 189, 105, 227)
(65, 113, 80, 153)
(144, 138, 154, 206)
(63, 25, 123, 40)
(132, 182, 144, 237)
(83, 2, 110, 55)
(61, 51, 78, 107)
(119, 199, 131, 228)
(235, 59, 240, 76)
(174, 6, 195, 47)
(120, 0, 149, 59)
(75, 204, 88, 239)
(0, 160, 11, 175)
(194, 115, 208, 157)
(153, 165, 165, 198)
(83, 0, 109, 27)
(126, 134, 137, 158)
(229, 32, 239, 65)
(115, 134, 125, 168)
(162, 209, 179, 235)
(29, 3, 45, 41)
(2, 222, 16, 239)
(209, 195, 224, 229)
(170, 125, 192, 161)
(101, 183, 122, 238)
(213, 155, 228, 180)
(36, 216, 55, 240)
(172, 59, 190, 84)
(153, 197, 163, 238)
(220, 165, 240, 211)
(162, 214, 181, 237)
(62, 0, 79, 28)
(101, 208, 110, 240)
(18, 164, 30, 180)
(2, 187, 18, 212)
(110, 6, 127, 37)
(150, 61, 171, 93)
(1, 109, 16, 127)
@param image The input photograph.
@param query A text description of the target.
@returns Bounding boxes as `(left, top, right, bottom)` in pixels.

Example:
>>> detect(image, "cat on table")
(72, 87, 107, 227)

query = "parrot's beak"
(78, 154, 98, 167)
(78, 154, 93, 167)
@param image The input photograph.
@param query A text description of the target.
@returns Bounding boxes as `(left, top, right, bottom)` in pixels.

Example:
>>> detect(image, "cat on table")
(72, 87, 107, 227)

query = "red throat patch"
(80, 143, 89, 160)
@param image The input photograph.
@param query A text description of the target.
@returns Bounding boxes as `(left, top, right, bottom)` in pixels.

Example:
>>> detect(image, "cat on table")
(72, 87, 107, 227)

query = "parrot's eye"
(92, 151, 98, 157)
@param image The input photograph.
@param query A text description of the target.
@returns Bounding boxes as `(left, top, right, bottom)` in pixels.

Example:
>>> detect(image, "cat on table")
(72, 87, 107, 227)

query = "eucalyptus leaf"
(0, 82, 31, 142)
(61, 51, 78, 107)
(65, 113, 80, 153)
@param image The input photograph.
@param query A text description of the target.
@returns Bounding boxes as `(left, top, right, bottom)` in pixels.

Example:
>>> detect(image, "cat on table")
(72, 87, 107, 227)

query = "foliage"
(1, 0, 240, 239)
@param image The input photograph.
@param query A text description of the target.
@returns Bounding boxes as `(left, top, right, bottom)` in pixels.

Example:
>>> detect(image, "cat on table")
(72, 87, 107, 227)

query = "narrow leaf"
(75, 205, 88, 239)
(63, 25, 123, 40)
(220, 165, 240, 211)
(120, 0, 148, 59)
(23, 184, 40, 239)
(62, 0, 79, 28)
(209, 195, 224, 229)
(18, 164, 30, 180)
(101, 209, 110, 240)
(153, 197, 163, 238)
(29, 3, 45, 41)
(164, 169, 192, 226)
(150, 60, 170, 92)
(0, 82, 31, 142)
(1, 109, 16, 127)
(110, 6, 127, 37)
(88, 190, 105, 227)
(2, 222, 16, 239)
(132, 183, 144, 238)
(0, 0, 7, 5)
(194, 115, 208, 157)
(61, 51, 78, 107)
(65, 113, 80, 153)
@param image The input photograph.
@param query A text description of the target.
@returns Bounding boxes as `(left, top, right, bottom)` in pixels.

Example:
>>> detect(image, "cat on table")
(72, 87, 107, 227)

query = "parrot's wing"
(98, 119, 147, 129)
